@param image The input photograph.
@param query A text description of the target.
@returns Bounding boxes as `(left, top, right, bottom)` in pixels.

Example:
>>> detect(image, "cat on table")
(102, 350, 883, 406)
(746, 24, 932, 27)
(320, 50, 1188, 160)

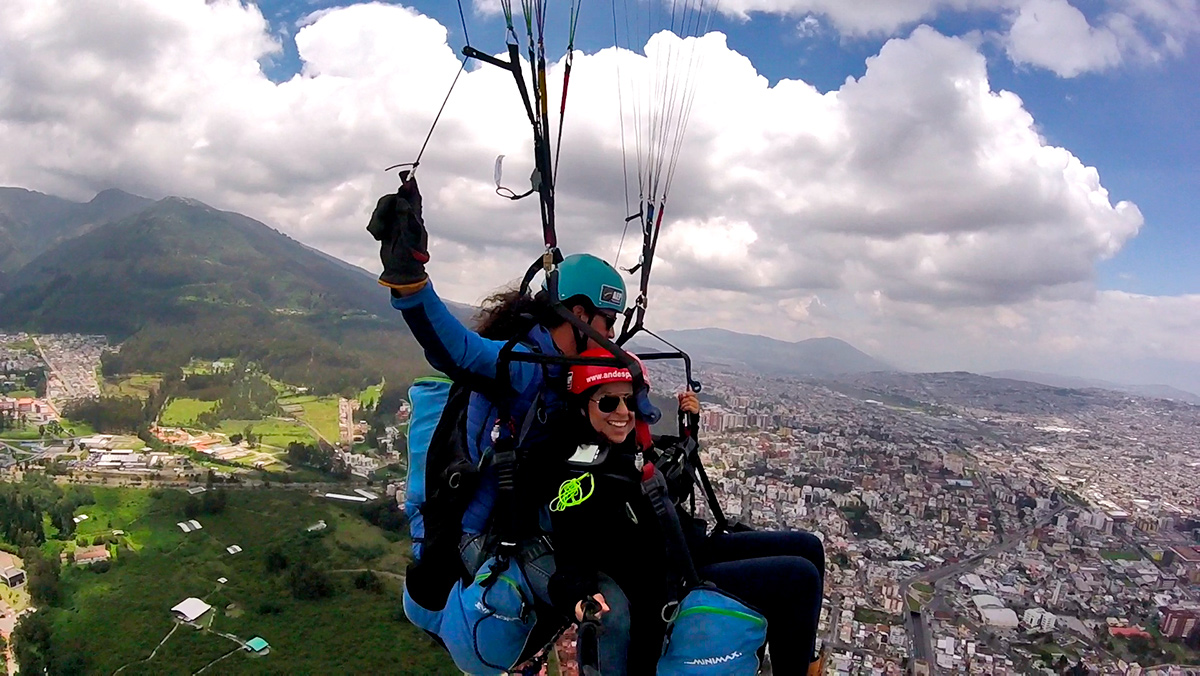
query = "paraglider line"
(456, 0, 471, 45)
(413, 58, 467, 170)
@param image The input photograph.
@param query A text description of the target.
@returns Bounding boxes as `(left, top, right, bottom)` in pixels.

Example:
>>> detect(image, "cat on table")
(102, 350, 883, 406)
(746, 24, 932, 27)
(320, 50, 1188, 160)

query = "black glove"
(366, 173, 429, 291)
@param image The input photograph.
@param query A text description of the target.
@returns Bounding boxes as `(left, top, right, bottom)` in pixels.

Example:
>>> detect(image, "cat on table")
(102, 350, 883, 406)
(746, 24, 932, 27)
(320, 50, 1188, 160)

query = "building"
(171, 597, 212, 623)
(972, 595, 1019, 629)
(245, 637, 270, 655)
(74, 545, 110, 566)
(1171, 546, 1200, 584)
(0, 567, 25, 588)
(0, 552, 24, 587)
(1023, 607, 1057, 633)
(1161, 607, 1200, 640)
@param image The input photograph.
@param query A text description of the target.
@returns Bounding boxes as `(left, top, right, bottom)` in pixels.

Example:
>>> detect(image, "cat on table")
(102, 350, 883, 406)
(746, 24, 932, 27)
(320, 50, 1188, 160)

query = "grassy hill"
(0, 196, 392, 335)
(0, 194, 435, 394)
(44, 486, 457, 675)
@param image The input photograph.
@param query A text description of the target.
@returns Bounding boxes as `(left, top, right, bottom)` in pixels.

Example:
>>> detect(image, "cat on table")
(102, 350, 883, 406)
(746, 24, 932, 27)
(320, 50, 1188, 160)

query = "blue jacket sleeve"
(390, 283, 540, 391)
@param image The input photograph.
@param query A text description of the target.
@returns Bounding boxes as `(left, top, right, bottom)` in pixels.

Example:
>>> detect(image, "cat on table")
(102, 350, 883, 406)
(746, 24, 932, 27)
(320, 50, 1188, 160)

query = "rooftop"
(171, 597, 212, 623)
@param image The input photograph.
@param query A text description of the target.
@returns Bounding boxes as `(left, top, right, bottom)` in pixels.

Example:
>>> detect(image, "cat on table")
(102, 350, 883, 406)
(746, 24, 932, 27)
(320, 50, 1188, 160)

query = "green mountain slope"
(0, 187, 152, 273)
(39, 486, 458, 675)
(0, 195, 430, 394)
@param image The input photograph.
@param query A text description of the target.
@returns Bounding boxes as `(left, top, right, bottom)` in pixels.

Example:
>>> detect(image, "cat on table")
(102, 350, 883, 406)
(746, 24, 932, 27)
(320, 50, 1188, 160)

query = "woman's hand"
(678, 391, 700, 414)
(574, 593, 610, 622)
(366, 172, 429, 294)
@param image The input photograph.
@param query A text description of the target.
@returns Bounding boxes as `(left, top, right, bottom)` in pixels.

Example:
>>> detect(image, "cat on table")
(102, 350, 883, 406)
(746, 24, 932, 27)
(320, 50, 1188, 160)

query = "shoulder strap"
(640, 463, 699, 602)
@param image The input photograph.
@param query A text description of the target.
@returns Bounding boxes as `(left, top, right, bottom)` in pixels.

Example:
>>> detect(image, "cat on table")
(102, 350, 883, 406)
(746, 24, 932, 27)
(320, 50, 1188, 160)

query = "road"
(32, 336, 67, 405)
(900, 505, 1067, 668)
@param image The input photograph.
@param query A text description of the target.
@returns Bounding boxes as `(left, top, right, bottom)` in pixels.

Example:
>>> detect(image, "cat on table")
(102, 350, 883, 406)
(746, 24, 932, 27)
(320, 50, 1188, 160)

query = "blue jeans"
(691, 530, 825, 673)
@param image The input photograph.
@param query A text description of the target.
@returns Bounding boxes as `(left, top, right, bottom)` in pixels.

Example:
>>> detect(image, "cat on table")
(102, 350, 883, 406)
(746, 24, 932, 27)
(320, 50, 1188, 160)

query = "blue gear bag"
(404, 376, 452, 558)
(657, 586, 768, 675)
(404, 555, 541, 675)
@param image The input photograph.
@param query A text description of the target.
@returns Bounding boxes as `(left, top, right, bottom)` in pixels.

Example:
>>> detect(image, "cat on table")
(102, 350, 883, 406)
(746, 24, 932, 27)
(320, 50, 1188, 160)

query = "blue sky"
(254, 0, 1199, 295)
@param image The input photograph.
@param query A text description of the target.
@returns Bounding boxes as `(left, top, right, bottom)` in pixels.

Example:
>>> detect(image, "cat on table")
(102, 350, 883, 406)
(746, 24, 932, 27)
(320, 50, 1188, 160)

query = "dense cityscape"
(4, 333, 1200, 674)
(682, 366, 1200, 675)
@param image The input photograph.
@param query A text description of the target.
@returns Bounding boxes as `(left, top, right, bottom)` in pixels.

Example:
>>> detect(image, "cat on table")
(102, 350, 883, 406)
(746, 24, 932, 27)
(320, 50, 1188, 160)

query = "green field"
(854, 607, 896, 625)
(0, 427, 43, 441)
(161, 398, 220, 426)
(3, 389, 37, 398)
(1, 418, 97, 441)
(48, 487, 456, 675)
(102, 374, 163, 400)
(358, 383, 384, 409)
(6, 338, 38, 353)
(60, 419, 99, 437)
(280, 395, 340, 443)
(217, 419, 316, 450)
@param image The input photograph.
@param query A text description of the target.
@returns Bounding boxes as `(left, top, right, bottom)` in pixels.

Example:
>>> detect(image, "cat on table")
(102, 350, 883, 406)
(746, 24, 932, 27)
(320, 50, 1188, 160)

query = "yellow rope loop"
(550, 472, 594, 512)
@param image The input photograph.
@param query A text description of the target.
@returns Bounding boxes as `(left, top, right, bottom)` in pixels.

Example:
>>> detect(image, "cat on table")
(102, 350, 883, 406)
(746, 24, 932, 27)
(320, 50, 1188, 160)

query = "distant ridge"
(987, 370, 1200, 405)
(651, 327, 893, 376)
(0, 187, 153, 272)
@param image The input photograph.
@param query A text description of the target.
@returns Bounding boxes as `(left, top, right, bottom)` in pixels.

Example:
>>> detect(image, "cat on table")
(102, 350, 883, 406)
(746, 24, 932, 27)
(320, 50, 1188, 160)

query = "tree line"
(99, 309, 430, 397)
(285, 441, 350, 479)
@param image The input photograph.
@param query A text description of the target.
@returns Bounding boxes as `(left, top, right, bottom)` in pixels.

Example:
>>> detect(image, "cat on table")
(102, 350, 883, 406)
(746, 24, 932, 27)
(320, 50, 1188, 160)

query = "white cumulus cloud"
(715, 0, 1199, 76)
(0, 1, 1196, 390)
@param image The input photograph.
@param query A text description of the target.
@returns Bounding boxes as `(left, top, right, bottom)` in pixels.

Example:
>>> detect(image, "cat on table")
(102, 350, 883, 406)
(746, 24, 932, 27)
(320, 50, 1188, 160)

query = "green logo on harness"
(550, 473, 594, 512)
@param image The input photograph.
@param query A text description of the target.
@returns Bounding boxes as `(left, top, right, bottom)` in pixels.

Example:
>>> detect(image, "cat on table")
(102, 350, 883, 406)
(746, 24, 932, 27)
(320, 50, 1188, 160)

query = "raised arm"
(368, 176, 539, 390)
(390, 282, 508, 383)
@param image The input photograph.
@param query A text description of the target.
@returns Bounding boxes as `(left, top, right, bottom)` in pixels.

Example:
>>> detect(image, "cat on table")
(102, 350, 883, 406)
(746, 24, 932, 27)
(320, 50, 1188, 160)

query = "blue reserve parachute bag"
(402, 377, 546, 674)
(404, 555, 541, 675)
(658, 587, 768, 675)
(404, 376, 452, 559)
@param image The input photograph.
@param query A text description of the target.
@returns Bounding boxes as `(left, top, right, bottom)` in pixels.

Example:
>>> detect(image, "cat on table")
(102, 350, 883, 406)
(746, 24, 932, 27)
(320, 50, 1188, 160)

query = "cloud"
(718, 0, 999, 35)
(999, 0, 1199, 75)
(715, 0, 1199, 76)
(1002, 0, 1123, 75)
(0, 1, 1195, 389)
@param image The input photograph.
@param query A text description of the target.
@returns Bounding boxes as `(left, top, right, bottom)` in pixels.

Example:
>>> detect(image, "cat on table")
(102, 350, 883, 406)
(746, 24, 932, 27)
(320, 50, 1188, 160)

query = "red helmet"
(568, 348, 649, 395)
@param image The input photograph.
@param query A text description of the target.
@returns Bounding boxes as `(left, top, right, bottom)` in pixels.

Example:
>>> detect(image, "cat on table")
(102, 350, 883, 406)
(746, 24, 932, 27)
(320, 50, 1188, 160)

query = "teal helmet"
(547, 253, 627, 313)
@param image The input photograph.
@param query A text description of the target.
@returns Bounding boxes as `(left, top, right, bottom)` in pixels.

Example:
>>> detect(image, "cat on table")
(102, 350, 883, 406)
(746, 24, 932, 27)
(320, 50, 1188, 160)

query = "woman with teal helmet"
(367, 176, 660, 671)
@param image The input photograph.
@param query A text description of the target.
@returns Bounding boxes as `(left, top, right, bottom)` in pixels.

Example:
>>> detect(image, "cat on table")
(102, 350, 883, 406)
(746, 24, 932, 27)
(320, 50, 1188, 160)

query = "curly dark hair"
(473, 287, 562, 340)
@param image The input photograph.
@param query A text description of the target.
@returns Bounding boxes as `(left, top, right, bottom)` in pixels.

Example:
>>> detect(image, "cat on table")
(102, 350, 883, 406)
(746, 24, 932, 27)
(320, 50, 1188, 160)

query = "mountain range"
(2, 186, 1194, 404)
(648, 328, 894, 377)
(0, 187, 429, 394)
(0, 187, 152, 275)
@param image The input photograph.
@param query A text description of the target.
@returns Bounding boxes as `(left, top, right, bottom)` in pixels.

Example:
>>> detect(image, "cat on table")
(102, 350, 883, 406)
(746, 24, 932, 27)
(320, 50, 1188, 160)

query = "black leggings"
(691, 530, 826, 673)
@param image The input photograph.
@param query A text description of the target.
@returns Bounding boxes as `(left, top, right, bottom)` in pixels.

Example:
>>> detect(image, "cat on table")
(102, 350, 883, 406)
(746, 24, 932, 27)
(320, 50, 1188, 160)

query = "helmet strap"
(573, 323, 590, 356)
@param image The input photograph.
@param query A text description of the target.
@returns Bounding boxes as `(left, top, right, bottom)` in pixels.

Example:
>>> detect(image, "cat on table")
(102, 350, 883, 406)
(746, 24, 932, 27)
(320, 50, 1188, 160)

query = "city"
(677, 365, 1200, 675)
(4, 332, 1200, 674)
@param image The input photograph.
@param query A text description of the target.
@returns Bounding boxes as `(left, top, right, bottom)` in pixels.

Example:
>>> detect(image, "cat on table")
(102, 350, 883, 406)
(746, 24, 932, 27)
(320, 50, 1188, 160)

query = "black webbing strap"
(641, 464, 699, 600)
(577, 596, 602, 675)
(482, 332, 549, 566)
(675, 407, 728, 534)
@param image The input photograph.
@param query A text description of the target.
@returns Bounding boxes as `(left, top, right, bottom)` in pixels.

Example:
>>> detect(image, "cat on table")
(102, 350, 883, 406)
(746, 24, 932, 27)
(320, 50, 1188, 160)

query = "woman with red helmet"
(538, 348, 697, 674)
(548, 349, 826, 675)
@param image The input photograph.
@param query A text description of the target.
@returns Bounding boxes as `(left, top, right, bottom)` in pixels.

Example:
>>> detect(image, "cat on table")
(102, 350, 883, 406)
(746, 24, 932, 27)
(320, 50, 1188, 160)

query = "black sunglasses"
(592, 311, 617, 330)
(592, 394, 635, 413)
